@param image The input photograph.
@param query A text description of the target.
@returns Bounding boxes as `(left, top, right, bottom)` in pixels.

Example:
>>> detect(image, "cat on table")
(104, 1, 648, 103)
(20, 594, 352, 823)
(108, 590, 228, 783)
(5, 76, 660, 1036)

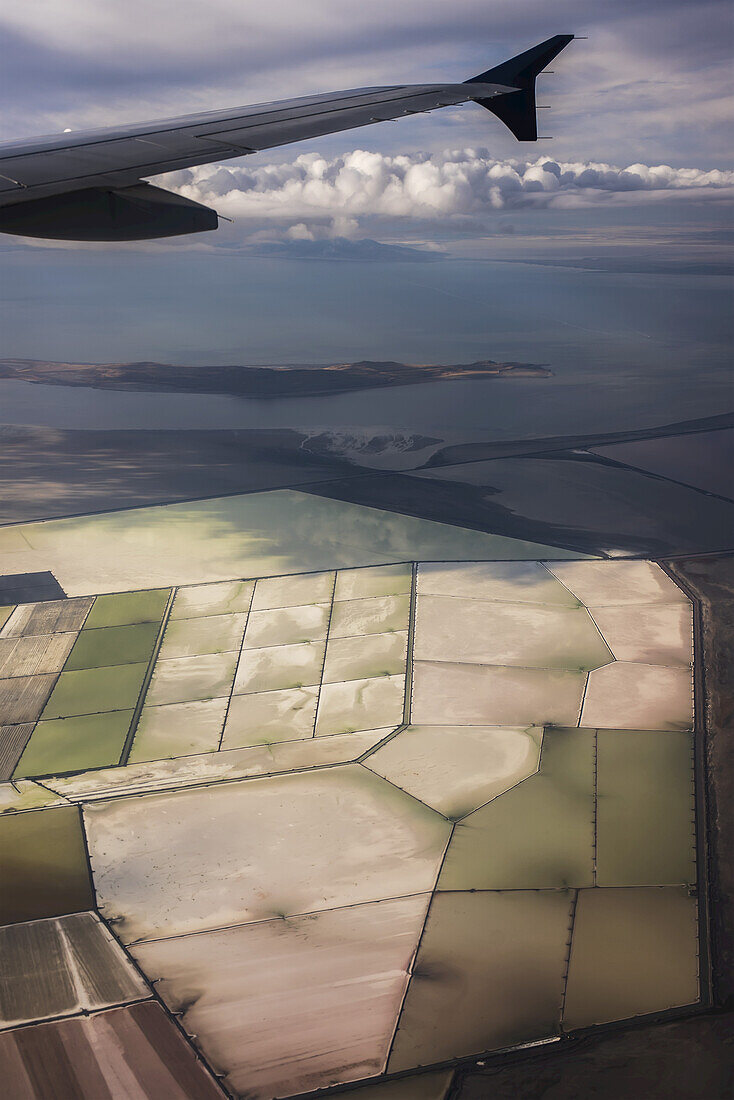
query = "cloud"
(4, 0, 730, 79)
(160, 149, 734, 242)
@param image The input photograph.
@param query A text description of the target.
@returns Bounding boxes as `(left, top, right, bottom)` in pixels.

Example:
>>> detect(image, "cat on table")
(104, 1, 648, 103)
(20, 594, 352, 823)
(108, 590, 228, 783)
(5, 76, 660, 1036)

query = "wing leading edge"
(0, 35, 574, 241)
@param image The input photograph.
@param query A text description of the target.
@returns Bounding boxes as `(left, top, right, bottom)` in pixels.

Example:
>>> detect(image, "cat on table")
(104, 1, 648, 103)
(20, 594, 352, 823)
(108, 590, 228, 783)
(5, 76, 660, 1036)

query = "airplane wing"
(0, 35, 574, 241)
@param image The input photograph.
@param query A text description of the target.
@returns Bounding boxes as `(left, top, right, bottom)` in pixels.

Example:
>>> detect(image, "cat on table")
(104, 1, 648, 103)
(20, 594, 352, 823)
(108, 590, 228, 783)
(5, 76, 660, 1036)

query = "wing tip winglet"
(466, 34, 575, 141)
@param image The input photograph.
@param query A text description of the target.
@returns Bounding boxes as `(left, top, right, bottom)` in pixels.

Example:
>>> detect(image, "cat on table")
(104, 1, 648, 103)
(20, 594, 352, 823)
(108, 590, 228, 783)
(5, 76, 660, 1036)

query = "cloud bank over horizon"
(163, 150, 734, 243)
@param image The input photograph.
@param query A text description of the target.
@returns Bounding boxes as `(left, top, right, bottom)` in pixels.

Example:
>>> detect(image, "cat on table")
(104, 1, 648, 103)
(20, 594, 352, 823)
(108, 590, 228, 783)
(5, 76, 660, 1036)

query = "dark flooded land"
(3, 411, 733, 560)
(453, 1014, 734, 1099)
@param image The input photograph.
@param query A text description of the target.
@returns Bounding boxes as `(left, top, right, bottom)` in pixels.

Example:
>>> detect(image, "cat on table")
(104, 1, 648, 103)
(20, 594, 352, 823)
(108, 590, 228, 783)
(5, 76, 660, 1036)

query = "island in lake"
(0, 357, 551, 398)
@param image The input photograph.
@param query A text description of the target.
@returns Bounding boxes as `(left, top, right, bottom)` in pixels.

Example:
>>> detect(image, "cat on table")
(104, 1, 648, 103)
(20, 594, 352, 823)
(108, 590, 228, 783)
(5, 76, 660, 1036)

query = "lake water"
(0, 358, 730, 442)
(1, 258, 731, 443)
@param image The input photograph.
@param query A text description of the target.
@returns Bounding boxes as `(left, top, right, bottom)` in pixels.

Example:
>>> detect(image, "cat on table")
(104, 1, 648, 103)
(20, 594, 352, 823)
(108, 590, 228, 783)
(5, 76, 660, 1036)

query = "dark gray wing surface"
(0, 35, 573, 240)
(0, 85, 505, 204)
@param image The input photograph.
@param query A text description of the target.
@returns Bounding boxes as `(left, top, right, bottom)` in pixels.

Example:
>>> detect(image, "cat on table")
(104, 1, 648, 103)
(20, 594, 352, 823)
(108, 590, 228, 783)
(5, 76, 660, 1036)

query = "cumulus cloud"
(162, 149, 734, 241)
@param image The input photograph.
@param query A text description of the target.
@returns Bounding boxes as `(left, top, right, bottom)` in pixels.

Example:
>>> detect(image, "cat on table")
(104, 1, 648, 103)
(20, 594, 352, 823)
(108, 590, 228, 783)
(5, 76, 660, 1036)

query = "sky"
(0, 1, 732, 362)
